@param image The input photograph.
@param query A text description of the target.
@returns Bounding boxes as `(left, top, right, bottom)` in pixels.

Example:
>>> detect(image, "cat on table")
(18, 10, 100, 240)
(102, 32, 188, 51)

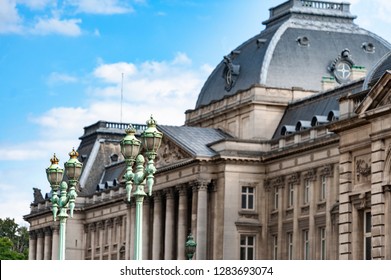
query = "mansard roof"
(195, 0, 391, 109)
(272, 79, 364, 139)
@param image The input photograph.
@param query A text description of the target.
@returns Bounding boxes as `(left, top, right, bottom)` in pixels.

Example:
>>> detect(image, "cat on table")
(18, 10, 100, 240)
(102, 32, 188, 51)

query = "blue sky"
(1, 0, 391, 226)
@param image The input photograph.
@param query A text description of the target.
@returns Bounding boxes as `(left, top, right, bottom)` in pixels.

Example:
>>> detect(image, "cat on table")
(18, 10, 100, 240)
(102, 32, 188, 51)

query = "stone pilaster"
(196, 180, 208, 260)
(177, 185, 188, 260)
(338, 152, 353, 259)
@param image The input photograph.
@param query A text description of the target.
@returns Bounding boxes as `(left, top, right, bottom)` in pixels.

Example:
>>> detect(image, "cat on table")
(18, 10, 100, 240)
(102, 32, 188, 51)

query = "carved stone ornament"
(378, 94, 391, 107)
(356, 159, 371, 182)
(328, 49, 354, 84)
(304, 168, 317, 181)
(320, 164, 334, 177)
(288, 172, 300, 185)
(222, 54, 240, 91)
(156, 138, 190, 168)
(33, 187, 45, 204)
(265, 176, 285, 191)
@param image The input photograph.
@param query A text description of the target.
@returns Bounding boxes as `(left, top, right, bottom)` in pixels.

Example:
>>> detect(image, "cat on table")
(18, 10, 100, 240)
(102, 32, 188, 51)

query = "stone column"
(177, 185, 188, 260)
(164, 188, 175, 260)
(196, 181, 208, 260)
(28, 231, 37, 260)
(36, 229, 44, 260)
(142, 197, 150, 260)
(191, 184, 198, 241)
(152, 191, 163, 260)
(43, 227, 52, 260)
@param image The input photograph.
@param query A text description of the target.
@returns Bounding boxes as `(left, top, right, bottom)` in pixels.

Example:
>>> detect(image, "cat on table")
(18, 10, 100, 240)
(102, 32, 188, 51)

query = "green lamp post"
(185, 233, 197, 260)
(46, 148, 83, 260)
(121, 116, 163, 260)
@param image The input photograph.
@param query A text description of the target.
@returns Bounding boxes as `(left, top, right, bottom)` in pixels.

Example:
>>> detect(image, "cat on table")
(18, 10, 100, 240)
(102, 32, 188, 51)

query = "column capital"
(152, 190, 163, 202)
(176, 184, 188, 196)
(51, 224, 60, 233)
(29, 230, 37, 239)
(43, 227, 52, 236)
(164, 187, 175, 199)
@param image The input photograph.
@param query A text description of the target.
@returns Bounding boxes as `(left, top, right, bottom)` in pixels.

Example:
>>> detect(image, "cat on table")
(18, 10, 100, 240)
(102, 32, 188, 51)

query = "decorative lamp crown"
(141, 116, 163, 158)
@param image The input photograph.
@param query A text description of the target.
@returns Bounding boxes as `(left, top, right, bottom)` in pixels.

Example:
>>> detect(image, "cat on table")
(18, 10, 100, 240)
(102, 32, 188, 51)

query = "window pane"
(248, 195, 254, 209)
(365, 236, 371, 260)
(241, 195, 246, 209)
(365, 212, 371, 233)
(247, 248, 254, 260)
(247, 236, 254, 246)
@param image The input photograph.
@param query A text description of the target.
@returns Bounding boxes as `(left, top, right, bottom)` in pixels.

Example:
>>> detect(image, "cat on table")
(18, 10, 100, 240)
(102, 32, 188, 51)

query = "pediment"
(155, 137, 192, 169)
(356, 71, 391, 117)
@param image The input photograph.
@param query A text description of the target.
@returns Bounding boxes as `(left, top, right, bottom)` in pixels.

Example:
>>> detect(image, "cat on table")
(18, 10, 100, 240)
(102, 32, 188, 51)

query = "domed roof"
(195, 0, 391, 109)
(363, 51, 391, 89)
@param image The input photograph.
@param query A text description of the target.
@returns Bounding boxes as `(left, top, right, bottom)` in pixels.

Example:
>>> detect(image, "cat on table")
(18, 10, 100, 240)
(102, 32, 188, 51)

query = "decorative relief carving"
(156, 139, 190, 168)
(264, 176, 285, 191)
(320, 164, 334, 177)
(356, 157, 371, 183)
(304, 168, 317, 181)
(378, 95, 391, 107)
(288, 172, 300, 185)
(351, 192, 371, 210)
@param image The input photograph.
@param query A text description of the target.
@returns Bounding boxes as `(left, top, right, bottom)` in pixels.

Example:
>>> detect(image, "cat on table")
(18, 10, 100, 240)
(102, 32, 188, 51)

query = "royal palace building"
(25, 0, 391, 260)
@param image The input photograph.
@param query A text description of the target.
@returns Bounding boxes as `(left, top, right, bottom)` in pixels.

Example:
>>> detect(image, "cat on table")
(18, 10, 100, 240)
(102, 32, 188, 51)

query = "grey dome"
(363, 51, 391, 90)
(195, 0, 391, 109)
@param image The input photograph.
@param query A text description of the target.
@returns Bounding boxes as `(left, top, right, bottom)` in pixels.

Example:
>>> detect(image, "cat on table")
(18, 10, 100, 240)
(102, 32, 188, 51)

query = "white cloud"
(70, 0, 134, 15)
(47, 72, 78, 85)
(0, 0, 23, 34)
(16, 0, 54, 10)
(32, 17, 82, 36)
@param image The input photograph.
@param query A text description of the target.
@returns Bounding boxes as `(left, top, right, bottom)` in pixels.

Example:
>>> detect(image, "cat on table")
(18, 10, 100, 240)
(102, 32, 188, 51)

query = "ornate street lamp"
(46, 148, 83, 260)
(121, 116, 163, 260)
(185, 233, 197, 260)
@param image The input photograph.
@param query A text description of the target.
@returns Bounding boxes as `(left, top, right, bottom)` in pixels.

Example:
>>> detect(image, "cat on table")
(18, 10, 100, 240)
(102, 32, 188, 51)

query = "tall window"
(240, 235, 255, 260)
(241, 186, 255, 210)
(303, 230, 309, 260)
(287, 232, 293, 260)
(320, 227, 326, 260)
(320, 175, 326, 201)
(288, 183, 294, 207)
(304, 179, 310, 204)
(273, 187, 279, 210)
(273, 235, 278, 260)
(364, 211, 371, 260)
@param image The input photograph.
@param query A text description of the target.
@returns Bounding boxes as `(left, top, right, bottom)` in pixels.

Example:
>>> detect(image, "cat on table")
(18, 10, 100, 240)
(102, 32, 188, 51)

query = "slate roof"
(158, 125, 232, 157)
(363, 51, 391, 89)
(272, 80, 363, 139)
(195, 0, 391, 109)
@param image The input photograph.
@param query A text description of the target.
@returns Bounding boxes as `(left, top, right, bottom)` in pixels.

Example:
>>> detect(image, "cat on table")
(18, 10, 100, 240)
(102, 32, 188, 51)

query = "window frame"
(241, 186, 255, 211)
